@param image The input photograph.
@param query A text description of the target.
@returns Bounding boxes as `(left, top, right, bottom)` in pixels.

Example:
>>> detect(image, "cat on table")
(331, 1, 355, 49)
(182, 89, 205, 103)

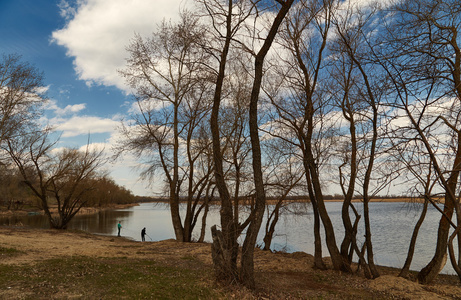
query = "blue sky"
(0, 0, 187, 196)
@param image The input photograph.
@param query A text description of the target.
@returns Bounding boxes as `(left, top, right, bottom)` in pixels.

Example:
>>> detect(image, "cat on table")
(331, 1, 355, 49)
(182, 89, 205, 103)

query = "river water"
(1, 201, 458, 275)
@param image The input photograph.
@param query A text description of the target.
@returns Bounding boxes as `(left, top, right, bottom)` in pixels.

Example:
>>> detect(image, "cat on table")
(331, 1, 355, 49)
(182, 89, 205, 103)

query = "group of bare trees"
(118, 0, 461, 288)
(0, 53, 127, 229)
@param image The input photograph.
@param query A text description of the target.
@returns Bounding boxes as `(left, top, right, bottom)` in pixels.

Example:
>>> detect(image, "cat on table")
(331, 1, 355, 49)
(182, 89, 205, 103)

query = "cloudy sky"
(0, 0, 187, 196)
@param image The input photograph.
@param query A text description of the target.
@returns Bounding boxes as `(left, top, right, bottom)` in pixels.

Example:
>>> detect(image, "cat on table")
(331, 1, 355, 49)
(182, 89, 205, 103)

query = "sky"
(0, 0, 187, 196)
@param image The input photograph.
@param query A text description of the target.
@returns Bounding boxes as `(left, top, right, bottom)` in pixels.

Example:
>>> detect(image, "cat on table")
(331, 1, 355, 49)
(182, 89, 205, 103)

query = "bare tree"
(118, 12, 213, 242)
(204, 0, 294, 288)
(180, 94, 215, 242)
(328, 42, 366, 274)
(6, 130, 105, 229)
(205, 0, 256, 284)
(0, 53, 46, 154)
(378, 0, 461, 283)
(266, 0, 352, 272)
(243, 0, 295, 286)
(331, 2, 393, 278)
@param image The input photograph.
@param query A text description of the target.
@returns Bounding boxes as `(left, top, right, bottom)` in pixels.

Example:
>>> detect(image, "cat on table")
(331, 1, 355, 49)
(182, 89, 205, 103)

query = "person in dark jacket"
(141, 227, 146, 242)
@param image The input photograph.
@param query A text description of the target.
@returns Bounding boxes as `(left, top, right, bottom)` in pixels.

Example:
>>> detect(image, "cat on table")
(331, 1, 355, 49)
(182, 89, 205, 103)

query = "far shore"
(0, 202, 139, 217)
(265, 197, 434, 205)
(1, 197, 437, 217)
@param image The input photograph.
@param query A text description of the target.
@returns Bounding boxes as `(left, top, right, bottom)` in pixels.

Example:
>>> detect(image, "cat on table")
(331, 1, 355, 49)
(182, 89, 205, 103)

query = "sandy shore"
(0, 226, 460, 299)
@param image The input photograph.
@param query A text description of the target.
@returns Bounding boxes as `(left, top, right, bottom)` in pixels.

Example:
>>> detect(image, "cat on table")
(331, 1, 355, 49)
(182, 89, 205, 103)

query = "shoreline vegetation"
(1, 226, 460, 299)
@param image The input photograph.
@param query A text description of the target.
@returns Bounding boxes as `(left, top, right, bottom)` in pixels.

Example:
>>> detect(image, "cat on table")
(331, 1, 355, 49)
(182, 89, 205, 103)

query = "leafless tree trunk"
(263, 0, 344, 271)
(198, 185, 215, 243)
(399, 197, 429, 278)
(241, 0, 294, 288)
(203, 0, 294, 287)
(330, 47, 361, 269)
(332, 3, 397, 278)
(208, 0, 240, 283)
(448, 223, 461, 281)
(330, 56, 372, 277)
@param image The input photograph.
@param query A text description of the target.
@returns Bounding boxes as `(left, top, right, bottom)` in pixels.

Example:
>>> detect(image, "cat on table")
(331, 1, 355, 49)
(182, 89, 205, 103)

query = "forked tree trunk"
(263, 201, 282, 251)
(209, 0, 239, 284)
(242, 0, 294, 288)
(418, 203, 454, 283)
(169, 186, 184, 241)
(304, 138, 351, 273)
(363, 196, 380, 278)
(340, 117, 358, 268)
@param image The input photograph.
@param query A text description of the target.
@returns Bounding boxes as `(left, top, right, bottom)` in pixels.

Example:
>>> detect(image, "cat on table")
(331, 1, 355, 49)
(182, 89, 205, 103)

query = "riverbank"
(0, 226, 459, 299)
(1, 198, 433, 217)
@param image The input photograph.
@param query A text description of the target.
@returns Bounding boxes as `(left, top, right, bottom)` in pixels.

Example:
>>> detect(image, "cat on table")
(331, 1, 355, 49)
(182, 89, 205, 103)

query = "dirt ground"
(0, 226, 460, 299)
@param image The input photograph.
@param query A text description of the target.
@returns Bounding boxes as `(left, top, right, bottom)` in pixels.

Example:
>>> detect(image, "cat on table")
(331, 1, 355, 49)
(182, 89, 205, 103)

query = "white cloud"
(33, 85, 50, 95)
(78, 142, 107, 153)
(51, 0, 188, 91)
(127, 98, 171, 115)
(58, 0, 77, 20)
(46, 99, 86, 115)
(51, 115, 119, 137)
(60, 103, 86, 114)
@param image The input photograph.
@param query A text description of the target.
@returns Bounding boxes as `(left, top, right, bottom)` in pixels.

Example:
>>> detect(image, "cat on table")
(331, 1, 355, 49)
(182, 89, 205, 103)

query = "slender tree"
(267, 0, 351, 271)
(118, 12, 212, 242)
(241, 0, 295, 287)
(332, 3, 389, 278)
(379, 0, 461, 283)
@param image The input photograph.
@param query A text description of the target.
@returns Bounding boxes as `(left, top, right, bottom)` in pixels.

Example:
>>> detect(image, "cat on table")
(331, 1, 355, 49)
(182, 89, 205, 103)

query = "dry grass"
(0, 226, 460, 299)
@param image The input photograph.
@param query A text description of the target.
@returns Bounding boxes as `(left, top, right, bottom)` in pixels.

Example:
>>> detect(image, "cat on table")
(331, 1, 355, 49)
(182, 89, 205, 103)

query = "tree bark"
(303, 134, 351, 272)
(304, 161, 326, 270)
(418, 135, 461, 283)
(209, 0, 239, 283)
(448, 224, 461, 281)
(399, 199, 428, 278)
(241, 0, 294, 288)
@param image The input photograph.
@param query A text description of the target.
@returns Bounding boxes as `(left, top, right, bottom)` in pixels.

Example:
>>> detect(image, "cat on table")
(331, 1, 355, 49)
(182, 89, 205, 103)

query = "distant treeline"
(0, 169, 137, 211)
(133, 194, 412, 204)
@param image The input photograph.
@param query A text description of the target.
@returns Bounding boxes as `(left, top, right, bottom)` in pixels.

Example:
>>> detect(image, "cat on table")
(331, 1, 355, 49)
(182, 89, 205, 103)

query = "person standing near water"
(117, 221, 122, 237)
(141, 227, 146, 242)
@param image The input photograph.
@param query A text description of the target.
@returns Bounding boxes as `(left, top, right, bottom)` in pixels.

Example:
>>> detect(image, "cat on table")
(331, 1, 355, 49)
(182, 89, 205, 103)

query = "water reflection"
(0, 201, 457, 275)
(1, 214, 49, 228)
(73, 210, 134, 235)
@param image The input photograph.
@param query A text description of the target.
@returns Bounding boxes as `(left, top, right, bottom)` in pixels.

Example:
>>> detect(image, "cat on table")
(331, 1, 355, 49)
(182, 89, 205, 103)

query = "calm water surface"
(1, 201, 457, 275)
